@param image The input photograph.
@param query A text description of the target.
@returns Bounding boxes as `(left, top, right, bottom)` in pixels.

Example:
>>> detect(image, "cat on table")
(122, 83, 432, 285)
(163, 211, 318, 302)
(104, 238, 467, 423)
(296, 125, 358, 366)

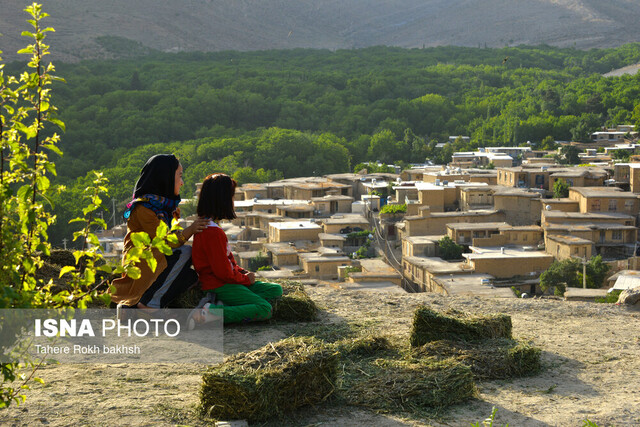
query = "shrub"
(379, 203, 407, 214)
(438, 236, 464, 260)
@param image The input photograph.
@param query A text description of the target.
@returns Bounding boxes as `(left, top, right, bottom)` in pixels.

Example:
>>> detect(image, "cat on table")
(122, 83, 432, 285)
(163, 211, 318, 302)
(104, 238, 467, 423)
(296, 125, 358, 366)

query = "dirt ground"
(2, 283, 640, 427)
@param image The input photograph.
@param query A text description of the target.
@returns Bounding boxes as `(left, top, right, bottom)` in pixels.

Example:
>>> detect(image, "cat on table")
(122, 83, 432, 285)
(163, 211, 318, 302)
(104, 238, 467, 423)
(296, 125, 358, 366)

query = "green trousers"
(208, 281, 283, 324)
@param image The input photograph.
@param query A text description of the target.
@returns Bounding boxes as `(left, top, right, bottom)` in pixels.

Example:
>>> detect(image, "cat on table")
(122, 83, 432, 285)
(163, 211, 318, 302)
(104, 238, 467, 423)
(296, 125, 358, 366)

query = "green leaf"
(49, 118, 65, 132)
(166, 234, 179, 245)
(155, 241, 172, 256)
(35, 175, 50, 192)
(99, 293, 112, 307)
(145, 256, 157, 272)
(17, 185, 31, 203)
(59, 266, 76, 278)
(155, 221, 168, 239)
(40, 101, 49, 112)
(43, 143, 62, 156)
(14, 121, 29, 136)
(130, 232, 150, 247)
(83, 269, 95, 284)
(86, 234, 100, 247)
(127, 266, 141, 280)
(73, 251, 83, 265)
(97, 265, 112, 274)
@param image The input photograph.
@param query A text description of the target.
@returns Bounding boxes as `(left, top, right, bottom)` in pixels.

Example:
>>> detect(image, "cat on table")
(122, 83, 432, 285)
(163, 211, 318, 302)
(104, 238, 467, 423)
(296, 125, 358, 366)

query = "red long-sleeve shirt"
(192, 221, 252, 290)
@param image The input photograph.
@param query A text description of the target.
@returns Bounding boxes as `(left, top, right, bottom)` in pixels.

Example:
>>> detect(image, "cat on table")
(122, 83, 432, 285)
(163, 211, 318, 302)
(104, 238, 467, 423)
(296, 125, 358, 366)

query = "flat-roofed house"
(447, 222, 508, 246)
(298, 253, 351, 280)
(496, 166, 606, 191)
(319, 233, 345, 250)
(446, 222, 543, 247)
(415, 181, 488, 212)
(567, 187, 639, 215)
(311, 195, 354, 216)
(322, 215, 370, 234)
(402, 235, 440, 258)
(263, 243, 299, 267)
(491, 187, 542, 226)
(401, 207, 506, 238)
(431, 274, 515, 298)
(276, 204, 315, 219)
(451, 151, 513, 168)
(238, 183, 269, 200)
(463, 247, 554, 279)
(540, 198, 580, 213)
(630, 163, 640, 193)
(497, 166, 551, 190)
(542, 208, 638, 259)
(401, 256, 468, 293)
(284, 180, 352, 200)
(268, 221, 322, 243)
(546, 235, 594, 260)
(548, 168, 607, 189)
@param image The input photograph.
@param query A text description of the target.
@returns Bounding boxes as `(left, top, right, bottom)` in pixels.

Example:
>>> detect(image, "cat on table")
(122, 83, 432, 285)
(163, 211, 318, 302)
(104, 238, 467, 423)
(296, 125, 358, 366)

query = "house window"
(523, 234, 527, 242)
(609, 200, 617, 212)
(591, 200, 601, 212)
(625, 200, 634, 211)
(315, 265, 320, 272)
(612, 230, 622, 240)
(574, 247, 579, 254)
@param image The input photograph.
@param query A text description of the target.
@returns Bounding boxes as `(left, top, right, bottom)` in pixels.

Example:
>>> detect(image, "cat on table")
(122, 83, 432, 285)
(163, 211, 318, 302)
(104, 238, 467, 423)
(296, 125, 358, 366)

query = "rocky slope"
(2, 0, 640, 62)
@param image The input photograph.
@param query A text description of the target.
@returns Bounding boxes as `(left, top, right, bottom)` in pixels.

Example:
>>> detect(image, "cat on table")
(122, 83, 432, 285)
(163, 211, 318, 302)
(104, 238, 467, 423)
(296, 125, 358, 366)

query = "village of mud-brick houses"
(98, 128, 640, 301)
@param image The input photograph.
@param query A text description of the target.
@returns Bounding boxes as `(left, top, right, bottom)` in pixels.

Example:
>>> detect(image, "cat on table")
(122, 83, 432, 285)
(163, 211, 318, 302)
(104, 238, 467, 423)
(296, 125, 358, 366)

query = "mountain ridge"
(2, 0, 640, 62)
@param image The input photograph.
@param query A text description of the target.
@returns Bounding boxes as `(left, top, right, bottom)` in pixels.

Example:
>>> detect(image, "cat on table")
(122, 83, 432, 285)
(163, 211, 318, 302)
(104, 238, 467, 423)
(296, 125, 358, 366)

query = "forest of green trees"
(8, 43, 640, 245)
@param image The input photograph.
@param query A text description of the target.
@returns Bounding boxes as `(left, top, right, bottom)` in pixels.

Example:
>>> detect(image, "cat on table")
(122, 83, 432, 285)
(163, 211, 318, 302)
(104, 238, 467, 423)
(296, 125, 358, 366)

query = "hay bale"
(271, 282, 318, 322)
(410, 306, 512, 347)
(410, 339, 541, 380)
(200, 336, 337, 422)
(345, 358, 476, 411)
(334, 335, 394, 357)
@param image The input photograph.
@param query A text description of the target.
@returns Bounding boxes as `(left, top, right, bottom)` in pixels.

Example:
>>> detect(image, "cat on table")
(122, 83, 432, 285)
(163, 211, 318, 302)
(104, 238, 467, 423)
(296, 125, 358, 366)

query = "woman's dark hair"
(197, 173, 237, 221)
(133, 154, 180, 199)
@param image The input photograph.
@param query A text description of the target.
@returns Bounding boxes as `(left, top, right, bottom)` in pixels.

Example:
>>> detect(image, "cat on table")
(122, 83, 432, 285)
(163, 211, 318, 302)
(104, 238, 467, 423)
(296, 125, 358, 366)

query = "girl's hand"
(246, 272, 256, 284)
(183, 217, 209, 240)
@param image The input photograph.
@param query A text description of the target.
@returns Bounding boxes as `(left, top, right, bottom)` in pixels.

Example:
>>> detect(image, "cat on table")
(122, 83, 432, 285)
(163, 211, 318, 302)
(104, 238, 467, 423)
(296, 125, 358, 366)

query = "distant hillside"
(2, 0, 640, 62)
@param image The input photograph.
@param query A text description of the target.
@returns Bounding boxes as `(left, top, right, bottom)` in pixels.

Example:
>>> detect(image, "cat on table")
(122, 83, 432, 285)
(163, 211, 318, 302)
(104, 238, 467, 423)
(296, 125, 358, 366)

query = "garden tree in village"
(0, 3, 171, 408)
(437, 236, 464, 260)
(553, 178, 570, 199)
(539, 135, 557, 150)
(539, 255, 609, 296)
(556, 145, 581, 165)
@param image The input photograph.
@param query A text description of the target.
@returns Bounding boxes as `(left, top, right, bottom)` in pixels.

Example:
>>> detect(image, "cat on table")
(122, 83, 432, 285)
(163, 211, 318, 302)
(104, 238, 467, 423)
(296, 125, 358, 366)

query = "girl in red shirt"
(190, 173, 282, 325)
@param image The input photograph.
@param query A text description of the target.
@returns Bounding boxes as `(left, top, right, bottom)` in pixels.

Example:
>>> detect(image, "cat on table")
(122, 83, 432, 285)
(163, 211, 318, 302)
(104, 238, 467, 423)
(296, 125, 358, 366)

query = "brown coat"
(111, 205, 183, 306)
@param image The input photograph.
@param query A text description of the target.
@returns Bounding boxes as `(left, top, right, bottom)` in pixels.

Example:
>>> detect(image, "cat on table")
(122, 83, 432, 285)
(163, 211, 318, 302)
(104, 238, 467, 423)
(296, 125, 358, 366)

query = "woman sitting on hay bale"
(189, 173, 282, 328)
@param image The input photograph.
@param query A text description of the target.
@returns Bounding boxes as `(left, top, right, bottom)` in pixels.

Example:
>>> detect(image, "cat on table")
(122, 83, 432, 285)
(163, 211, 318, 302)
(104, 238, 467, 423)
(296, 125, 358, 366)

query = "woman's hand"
(246, 272, 256, 284)
(182, 217, 209, 240)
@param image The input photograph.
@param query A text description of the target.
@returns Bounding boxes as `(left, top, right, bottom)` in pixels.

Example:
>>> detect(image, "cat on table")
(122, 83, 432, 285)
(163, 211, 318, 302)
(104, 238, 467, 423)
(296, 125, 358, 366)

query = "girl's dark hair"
(197, 173, 237, 221)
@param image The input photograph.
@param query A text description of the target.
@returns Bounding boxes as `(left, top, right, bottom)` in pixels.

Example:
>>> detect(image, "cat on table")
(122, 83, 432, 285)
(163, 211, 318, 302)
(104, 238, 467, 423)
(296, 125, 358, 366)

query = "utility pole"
(113, 199, 116, 228)
(62, 238, 67, 250)
(582, 256, 587, 289)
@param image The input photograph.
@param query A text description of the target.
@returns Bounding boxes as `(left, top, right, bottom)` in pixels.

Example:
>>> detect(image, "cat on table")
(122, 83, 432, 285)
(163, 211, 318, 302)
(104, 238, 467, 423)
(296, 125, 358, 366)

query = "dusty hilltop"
(2, 284, 639, 427)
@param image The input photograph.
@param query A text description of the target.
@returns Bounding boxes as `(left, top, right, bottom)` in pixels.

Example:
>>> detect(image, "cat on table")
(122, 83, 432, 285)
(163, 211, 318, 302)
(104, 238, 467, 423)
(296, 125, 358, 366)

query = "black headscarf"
(123, 154, 182, 224)
(133, 154, 180, 200)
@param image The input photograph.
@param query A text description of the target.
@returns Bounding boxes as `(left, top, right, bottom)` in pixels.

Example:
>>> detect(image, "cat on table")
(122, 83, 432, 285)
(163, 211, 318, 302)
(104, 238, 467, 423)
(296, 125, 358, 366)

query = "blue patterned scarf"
(123, 194, 181, 226)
